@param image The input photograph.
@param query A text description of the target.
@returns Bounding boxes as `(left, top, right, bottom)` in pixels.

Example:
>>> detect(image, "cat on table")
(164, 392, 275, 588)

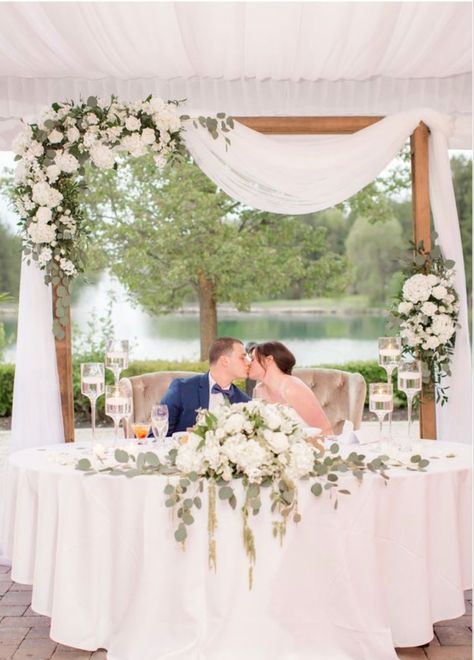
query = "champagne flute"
(105, 384, 132, 446)
(105, 339, 129, 384)
(397, 359, 422, 450)
(80, 363, 105, 443)
(151, 404, 169, 442)
(378, 337, 401, 439)
(369, 383, 393, 450)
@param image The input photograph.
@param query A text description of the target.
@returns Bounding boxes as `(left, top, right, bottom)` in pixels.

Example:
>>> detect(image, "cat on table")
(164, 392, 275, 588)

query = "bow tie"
(211, 383, 233, 400)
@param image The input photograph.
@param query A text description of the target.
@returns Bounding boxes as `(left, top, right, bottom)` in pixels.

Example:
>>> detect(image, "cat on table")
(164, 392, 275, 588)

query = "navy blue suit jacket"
(160, 372, 251, 436)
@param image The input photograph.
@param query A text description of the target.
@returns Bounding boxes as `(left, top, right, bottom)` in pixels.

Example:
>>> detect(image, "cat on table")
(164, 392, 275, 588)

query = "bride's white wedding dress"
(253, 378, 312, 428)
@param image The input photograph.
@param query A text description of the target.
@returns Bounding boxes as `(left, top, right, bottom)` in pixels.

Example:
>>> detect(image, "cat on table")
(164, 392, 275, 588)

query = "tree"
(0, 218, 21, 300)
(450, 155, 472, 307)
(80, 156, 347, 359)
(345, 216, 405, 305)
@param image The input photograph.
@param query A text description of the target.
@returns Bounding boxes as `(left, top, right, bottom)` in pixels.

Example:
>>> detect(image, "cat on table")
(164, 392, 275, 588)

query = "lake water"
(2, 274, 389, 366)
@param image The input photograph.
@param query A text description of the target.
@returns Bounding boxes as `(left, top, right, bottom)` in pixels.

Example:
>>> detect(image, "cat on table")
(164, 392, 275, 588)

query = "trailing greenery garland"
(390, 233, 460, 404)
(75, 401, 430, 587)
(11, 95, 232, 338)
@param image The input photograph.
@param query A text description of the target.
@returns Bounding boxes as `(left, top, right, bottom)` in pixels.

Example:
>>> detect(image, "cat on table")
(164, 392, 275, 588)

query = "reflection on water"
(3, 275, 389, 366)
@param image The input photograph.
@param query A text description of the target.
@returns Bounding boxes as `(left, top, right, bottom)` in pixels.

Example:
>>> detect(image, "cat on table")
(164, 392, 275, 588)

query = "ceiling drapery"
(0, 2, 471, 148)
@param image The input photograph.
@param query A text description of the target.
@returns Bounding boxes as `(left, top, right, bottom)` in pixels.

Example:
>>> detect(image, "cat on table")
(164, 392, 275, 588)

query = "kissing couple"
(161, 337, 333, 436)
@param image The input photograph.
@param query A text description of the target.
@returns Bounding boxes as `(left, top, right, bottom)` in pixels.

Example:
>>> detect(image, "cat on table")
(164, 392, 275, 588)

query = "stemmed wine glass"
(105, 384, 132, 446)
(397, 359, 422, 451)
(105, 340, 129, 384)
(378, 337, 401, 439)
(151, 404, 169, 442)
(80, 363, 105, 443)
(369, 383, 393, 450)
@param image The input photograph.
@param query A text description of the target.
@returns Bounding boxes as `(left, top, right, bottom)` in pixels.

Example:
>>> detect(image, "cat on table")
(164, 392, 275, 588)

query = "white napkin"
(327, 421, 360, 446)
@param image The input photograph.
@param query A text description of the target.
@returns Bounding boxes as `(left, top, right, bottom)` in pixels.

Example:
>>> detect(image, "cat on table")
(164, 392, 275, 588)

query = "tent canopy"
(0, 1, 471, 148)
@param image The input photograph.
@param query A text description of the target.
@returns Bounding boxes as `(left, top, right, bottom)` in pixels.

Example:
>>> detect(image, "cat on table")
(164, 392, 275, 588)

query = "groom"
(160, 337, 251, 435)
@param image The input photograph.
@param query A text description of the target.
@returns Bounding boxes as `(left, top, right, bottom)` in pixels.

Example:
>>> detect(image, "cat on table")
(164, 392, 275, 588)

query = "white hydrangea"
(83, 130, 98, 148)
(31, 181, 63, 208)
(28, 219, 56, 244)
(402, 274, 432, 303)
(222, 413, 246, 435)
(55, 152, 79, 174)
(12, 126, 33, 155)
(263, 429, 289, 454)
(36, 207, 52, 224)
(90, 143, 115, 169)
(25, 141, 45, 161)
(287, 443, 315, 480)
(422, 336, 441, 350)
(141, 127, 156, 145)
(86, 113, 99, 125)
(431, 314, 455, 339)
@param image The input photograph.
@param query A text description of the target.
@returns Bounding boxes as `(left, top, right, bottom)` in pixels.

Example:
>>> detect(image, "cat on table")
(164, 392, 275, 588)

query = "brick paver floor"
(0, 565, 471, 659)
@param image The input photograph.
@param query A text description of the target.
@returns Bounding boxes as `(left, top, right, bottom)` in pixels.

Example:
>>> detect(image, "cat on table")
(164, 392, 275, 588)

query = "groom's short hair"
(209, 337, 242, 364)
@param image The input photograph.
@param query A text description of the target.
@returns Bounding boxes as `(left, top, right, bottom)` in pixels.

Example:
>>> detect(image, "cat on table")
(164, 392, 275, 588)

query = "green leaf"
(229, 494, 237, 510)
(327, 473, 338, 482)
(77, 458, 92, 471)
(174, 524, 187, 543)
(193, 496, 202, 509)
(87, 96, 98, 108)
(338, 489, 351, 495)
(180, 478, 190, 488)
(114, 449, 130, 463)
(219, 486, 233, 500)
(182, 512, 194, 525)
(226, 117, 235, 129)
(293, 512, 302, 523)
(144, 452, 160, 466)
(311, 482, 323, 497)
(247, 483, 259, 498)
(188, 471, 198, 481)
(165, 497, 176, 508)
(164, 484, 175, 495)
(410, 454, 422, 463)
(216, 112, 226, 119)
(44, 120, 56, 130)
(418, 459, 429, 469)
(183, 498, 193, 509)
(136, 453, 145, 470)
(330, 443, 340, 454)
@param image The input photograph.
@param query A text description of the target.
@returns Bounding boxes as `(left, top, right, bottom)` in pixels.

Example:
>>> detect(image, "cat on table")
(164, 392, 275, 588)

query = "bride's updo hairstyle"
(253, 341, 296, 375)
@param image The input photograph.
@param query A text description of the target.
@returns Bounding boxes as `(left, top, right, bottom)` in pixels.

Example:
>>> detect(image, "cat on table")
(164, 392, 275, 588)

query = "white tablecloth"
(1, 441, 471, 660)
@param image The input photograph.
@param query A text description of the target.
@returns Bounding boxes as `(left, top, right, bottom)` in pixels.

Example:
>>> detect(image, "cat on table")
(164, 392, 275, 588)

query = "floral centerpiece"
(391, 234, 460, 403)
(76, 400, 429, 587)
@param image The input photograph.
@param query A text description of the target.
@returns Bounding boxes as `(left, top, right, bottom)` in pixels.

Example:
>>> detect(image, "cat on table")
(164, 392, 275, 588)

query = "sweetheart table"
(1, 441, 471, 660)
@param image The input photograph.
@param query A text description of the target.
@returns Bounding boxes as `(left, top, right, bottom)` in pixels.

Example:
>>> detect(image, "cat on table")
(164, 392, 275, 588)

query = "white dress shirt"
(208, 373, 227, 412)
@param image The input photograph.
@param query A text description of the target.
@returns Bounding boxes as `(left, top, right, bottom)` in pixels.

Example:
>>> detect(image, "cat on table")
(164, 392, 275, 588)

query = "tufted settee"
(120, 368, 366, 436)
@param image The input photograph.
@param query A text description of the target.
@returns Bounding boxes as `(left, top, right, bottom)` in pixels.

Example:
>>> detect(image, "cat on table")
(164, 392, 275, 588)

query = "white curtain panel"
(11, 109, 471, 452)
(0, 2, 471, 148)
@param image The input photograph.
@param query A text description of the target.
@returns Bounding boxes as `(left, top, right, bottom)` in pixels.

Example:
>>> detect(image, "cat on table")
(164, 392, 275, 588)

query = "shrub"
(0, 359, 407, 419)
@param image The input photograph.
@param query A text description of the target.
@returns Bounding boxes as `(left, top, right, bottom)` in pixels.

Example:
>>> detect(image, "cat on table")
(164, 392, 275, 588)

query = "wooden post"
(410, 122, 437, 440)
(53, 285, 75, 442)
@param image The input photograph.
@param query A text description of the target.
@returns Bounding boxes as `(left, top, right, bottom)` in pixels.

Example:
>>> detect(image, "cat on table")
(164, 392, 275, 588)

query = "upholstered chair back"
(120, 371, 197, 437)
(120, 367, 366, 437)
(293, 368, 366, 434)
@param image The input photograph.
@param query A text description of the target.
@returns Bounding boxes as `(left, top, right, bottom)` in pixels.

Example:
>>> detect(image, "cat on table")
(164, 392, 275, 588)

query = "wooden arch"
(55, 116, 435, 442)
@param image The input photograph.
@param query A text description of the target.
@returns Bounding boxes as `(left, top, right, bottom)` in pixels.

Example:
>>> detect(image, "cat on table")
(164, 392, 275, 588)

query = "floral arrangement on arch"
(76, 400, 429, 587)
(11, 95, 232, 338)
(391, 234, 460, 404)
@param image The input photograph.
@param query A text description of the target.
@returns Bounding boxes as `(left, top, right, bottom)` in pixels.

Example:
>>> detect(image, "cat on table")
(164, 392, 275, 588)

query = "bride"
(248, 341, 333, 435)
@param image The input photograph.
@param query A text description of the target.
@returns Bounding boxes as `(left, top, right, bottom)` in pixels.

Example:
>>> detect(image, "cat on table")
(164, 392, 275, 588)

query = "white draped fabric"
(10, 108, 471, 452)
(0, 2, 471, 149)
(2, 442, 471, 659)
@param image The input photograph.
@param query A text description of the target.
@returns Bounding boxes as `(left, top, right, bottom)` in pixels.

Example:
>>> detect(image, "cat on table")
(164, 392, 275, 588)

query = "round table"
(1, 441, 471, 660)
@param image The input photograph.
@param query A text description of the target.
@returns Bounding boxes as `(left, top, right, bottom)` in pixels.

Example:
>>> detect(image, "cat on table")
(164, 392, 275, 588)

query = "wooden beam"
(53, 285, 75, 442)
(411, 122, 437, 440)
(235, 116, 383, 134)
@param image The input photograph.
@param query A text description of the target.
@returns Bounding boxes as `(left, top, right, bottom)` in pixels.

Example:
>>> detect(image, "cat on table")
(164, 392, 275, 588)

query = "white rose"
(141, 127, 156, 145)
(431, 314, 455, 339)
(83, 130, 98, 148)
(287, 442, 315, 480)
(27, 141, 45, 159)
(426, 274, 439, 286)
(38, 247, 53, 267)
(48, 129, 63, 144)
(66, 127, 80, 143)
(223, 413, 246, 435)
(431, 285, 447, 300)
(86, 113, 99, 125)
(11, 126, 33, 155)
(148, 97, 166, 114)
(125, 116, 141, 132)
(27, 220, 56, 244)
(421, 301, 437, 316)
(263, 408, 282, 431)
(59, 258, 76, 276)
